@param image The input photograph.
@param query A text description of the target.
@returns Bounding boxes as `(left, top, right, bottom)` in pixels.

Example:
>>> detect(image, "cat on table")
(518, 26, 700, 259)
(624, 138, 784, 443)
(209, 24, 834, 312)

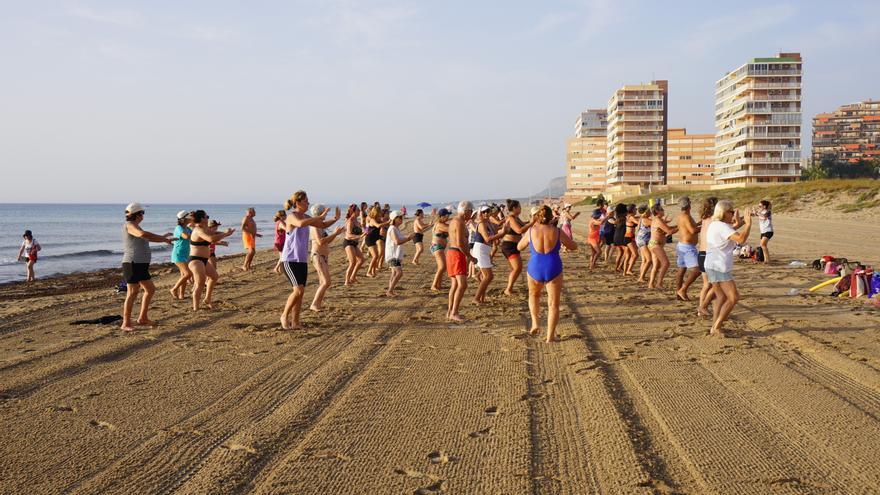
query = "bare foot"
(529, 327, 540, 336)
(169, 289, 179, 299)
(136, 319, 156, 327)
(385, 291, 397, 298)
(309, 306, 323, 312)
(448, 314, 465, 323)
(203, 302, 214, 310)
(697, 308, 711, 317)
(503, 289, 513, 296)
(120, 324, 136, 332)
(280, 316, 291, 330)
(545, 335, 559, 343)
(675, 290, 690, 301)
(708, 328, 725, 337)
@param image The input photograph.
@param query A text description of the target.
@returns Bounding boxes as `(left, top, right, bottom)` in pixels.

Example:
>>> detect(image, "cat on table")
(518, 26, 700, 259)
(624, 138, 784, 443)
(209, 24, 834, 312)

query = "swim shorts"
(676, 242, 699, 269)
(412, 233, 424, 244)
(122, 262, 151, 283)
(446, 248, 467, 277)
(706, 269, 733, 283)
(243, 232, 255, 250)
(282, 261, 308, 287)
(501, 240, 520, 259)
(761, 231, 774, 240)
(388, 258, 402, 268)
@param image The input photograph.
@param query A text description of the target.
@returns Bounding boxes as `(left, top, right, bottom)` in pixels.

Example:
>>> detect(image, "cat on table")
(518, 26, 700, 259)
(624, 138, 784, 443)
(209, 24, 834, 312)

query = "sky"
(1, 0, 878, 204)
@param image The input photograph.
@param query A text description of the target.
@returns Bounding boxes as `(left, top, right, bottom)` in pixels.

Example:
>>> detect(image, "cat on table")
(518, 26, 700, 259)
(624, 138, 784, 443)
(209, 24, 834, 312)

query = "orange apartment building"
(606, 80, 669, 190)
(812, 100, 880, 163)
(666, 128, 716, 189)
(714, 53, 802, 186)
(565, 109, 608, 200)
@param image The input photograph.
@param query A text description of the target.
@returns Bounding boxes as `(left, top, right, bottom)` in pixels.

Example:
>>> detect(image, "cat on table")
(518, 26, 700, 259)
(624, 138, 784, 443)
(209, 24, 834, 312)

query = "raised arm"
(202, 227, 236, 243)
(126, 223, 172, 243)
(728, 214, 753, 244)
(287, 210, 328, 229)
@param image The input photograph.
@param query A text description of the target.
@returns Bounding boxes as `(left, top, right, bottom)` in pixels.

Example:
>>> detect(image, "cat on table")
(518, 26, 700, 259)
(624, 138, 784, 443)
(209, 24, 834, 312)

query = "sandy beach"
(2, 212, 880, 494)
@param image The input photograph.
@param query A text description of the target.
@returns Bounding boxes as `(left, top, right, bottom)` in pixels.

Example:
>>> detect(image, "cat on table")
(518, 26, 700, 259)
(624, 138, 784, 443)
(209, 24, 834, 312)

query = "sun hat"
(389, 210, 404, 221)
(176, 210, 189, 220)
(310, 204, 326, 216)
(125, 202, 145, 214)
(478, 205, 491, 213)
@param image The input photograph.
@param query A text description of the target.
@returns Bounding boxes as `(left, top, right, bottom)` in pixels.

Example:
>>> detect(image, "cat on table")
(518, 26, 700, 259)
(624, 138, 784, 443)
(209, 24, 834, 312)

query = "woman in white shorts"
(472, 205, 507, 304)
(704, 200, 752, 336)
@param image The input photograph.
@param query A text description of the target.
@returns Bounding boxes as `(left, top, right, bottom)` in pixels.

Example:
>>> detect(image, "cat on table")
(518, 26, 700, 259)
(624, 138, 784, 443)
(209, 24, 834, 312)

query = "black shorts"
(698, 251, 706, 273)
(602, 232, 614, 245)
(343, 239, 359, 248)
(468, 242, 474, 251)
(412, 233, 424, 244)
(388, 258, 402, 267)
(282, 261, 308, 287)
(761, 231, 774, 240)
(501, 240, 520, 258)
(122, 262, 151, 283)
(188, 256, 209, 265)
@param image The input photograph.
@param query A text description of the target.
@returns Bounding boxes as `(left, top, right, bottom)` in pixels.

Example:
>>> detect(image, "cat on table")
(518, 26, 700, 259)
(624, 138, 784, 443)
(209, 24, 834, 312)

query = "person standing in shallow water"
(17, 230, 41, 282)
(518, 205, 578, 343)
(120, 202, 173, 332)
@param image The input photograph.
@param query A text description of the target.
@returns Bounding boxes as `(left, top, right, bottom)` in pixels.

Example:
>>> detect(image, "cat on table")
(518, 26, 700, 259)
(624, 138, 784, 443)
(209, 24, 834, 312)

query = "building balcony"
(747, 68, 802, 76)
(716, 168, 801, 180)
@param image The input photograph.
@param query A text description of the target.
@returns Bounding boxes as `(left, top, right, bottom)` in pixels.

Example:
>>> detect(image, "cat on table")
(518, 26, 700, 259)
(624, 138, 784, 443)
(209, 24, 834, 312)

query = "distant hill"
(531, 176, 567, 199)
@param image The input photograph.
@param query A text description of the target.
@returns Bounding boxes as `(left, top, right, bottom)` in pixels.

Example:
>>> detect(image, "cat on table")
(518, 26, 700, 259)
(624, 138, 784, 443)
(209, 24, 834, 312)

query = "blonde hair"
(712, 200, 734, 221)
(273, 210, 286, 222)
(284, 191, 307, 211)
(368, 205, 381, 219)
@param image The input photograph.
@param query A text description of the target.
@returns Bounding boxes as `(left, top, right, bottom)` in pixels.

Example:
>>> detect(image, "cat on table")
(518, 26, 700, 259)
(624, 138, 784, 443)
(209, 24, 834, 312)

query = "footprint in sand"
(89, 420, 116, 430)
(224, 442, 258, 454)
(415, 480, 447, 494)
(394, 467, 431, 479)
(520, 392, 546, 401)
(484, 406, 499, 416)
(427, 450, 458, 464)
(50, 404, 76, 412)
(468, 427, 492, 438)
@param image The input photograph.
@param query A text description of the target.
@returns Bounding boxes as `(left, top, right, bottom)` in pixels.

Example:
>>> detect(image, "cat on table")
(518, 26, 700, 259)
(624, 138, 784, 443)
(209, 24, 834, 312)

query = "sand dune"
(1, 213, 879, 494)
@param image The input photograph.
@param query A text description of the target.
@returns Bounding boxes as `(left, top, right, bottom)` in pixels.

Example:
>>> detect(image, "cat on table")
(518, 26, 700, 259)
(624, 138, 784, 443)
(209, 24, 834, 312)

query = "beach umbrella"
(417, 202, 432, 208)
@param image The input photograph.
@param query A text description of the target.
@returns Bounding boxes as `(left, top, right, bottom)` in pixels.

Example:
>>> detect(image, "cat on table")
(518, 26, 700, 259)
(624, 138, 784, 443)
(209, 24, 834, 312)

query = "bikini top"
(434, 231, 449, 239)
(191, 239, 211, 246)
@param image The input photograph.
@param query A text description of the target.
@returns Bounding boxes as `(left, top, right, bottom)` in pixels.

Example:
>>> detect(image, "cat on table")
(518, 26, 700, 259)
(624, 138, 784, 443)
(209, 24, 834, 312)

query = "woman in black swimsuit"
(502, 199, 535, 295)
(365, 205, 390, 277)
(343, 204, 366, 286)
(411, 208, 435, 265)
(188, 210, 235, 311)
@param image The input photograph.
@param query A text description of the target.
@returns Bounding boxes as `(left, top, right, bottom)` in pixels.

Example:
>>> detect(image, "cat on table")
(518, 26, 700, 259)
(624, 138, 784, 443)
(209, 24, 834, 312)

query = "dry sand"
(1, 213, 880, 494)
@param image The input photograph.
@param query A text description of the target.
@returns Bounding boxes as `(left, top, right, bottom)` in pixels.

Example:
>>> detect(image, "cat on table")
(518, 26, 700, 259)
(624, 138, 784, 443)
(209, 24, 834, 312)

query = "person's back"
(678, 210, 698, 245)
(530, 223, 561, 254)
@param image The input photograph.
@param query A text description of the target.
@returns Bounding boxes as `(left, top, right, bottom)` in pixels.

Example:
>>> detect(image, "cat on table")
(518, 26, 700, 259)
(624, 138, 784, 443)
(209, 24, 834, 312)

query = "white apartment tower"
(565, 109, 608, 199)
(606, 80, 668, 188)
(714, 53, 802, 185)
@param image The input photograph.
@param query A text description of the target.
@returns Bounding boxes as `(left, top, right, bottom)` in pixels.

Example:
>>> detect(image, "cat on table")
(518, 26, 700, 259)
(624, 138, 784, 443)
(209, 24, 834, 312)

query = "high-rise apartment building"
(606, 80, 668, 188)
(812, 100, 880, 163)
(714, 53, 802, 186)
(666, 128, 716, 189)
(565, 109, 608, 199)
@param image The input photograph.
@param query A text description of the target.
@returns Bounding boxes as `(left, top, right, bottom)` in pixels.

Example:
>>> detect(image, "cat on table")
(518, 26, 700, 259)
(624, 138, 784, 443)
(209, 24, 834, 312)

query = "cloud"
(531, 12, 578, 34)
(304, 1, 417, 48)
(681, 3, 797, 57)
(182, 25, 237, 42)
(577, 0, 621, 40)
(67, 4, 142, 28)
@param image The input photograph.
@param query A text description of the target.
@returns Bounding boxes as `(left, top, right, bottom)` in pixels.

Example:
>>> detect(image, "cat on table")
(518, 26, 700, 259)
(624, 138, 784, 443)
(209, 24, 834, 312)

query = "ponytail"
(285, 190, 307, 211)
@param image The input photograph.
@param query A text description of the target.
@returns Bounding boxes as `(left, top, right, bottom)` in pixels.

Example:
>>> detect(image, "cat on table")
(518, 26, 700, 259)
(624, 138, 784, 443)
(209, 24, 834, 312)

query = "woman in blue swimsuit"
(517, 205, 578, 343)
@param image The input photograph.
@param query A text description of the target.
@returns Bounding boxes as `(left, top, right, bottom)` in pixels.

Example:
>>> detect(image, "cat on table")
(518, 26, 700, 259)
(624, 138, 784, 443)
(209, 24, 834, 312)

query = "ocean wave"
(0, 245, 171, 266)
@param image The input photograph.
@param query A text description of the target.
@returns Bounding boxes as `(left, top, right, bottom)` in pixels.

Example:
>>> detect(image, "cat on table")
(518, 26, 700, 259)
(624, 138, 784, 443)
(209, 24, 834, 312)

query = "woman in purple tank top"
(279, 190, 332, 330)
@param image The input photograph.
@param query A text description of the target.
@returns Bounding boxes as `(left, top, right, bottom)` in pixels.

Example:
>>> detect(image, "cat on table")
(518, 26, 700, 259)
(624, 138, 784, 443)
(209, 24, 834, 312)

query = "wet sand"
(1, 213, 880, 494)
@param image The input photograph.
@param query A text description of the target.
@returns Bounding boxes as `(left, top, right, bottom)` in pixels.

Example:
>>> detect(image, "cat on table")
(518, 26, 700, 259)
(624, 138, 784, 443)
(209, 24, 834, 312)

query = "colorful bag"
(870, 273, 880, 298)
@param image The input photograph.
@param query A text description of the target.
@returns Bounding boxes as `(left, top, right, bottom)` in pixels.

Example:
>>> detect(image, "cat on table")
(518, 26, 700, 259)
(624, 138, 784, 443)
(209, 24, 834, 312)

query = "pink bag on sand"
(824, 261, 840, 275)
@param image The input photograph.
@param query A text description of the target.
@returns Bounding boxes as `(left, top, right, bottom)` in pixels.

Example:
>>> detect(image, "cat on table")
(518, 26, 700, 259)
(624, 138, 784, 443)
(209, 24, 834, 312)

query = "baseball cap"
(176, 210, 189, 220)
(125, 202, 145, 214)
(478, 205, 491, 213)
(389, 210, 403, 221)
(438, 208, 451, 217)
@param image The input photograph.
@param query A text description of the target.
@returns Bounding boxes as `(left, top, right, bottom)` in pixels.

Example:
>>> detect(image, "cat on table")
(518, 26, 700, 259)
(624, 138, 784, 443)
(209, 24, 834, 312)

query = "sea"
(0, 203, 434, 284)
